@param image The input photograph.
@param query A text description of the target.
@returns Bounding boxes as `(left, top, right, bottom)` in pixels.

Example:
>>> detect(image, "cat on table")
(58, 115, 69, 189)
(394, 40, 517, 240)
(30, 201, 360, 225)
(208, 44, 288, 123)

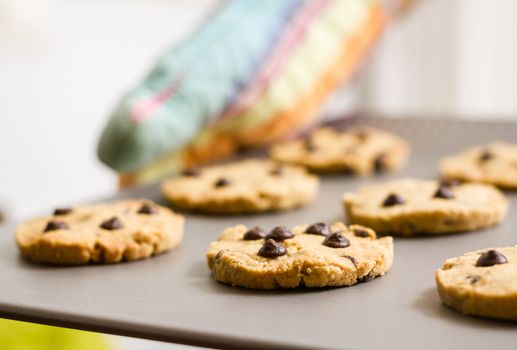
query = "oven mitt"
(97, 0, 386, 186)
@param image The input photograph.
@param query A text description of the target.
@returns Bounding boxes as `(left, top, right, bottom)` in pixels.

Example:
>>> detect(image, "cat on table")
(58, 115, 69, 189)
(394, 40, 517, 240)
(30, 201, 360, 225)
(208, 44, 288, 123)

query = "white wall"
(0, 0, 217, 220)
(364, 0, 517, 118)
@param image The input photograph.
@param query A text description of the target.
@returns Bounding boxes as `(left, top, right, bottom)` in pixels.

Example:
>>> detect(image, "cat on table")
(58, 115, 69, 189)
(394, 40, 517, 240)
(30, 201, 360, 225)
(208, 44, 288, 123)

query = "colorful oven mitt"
(98, 0, 386, 186)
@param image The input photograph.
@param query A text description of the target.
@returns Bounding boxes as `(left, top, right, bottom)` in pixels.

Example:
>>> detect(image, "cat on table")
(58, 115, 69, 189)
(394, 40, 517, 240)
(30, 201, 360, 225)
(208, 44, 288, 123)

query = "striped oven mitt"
(98, 0, 387, 187)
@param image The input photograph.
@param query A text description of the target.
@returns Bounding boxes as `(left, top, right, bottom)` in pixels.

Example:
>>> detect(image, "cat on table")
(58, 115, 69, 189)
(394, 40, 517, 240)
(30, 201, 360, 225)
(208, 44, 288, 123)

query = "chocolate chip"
(353, 228, 370, 238)
(53, 208, 73, 216)
(266, 226, 294, 242)
(358, 275, 375, 283)
(243, 226, 267, 240)
(353, 128, 369, 141)
(476, 249, 508, 267)
(182, 169, 200, 177)
(323, 231, 350, 248)
(214, 178, 230, 188)
(439, 179, 462, 187)
(43, 221, 69, 232)
(433, 186, 455, 199)
(342, 255, 357, 266)
(138, 203, 158, 215)
(258, 239, 287, 258)
(100, 217, 124, 230)
(479, 149, 493, 162)
(373, 154, 387, 173)
(304, 138, 317, 152)
(270, 165, 283, 176)
(467, 275, 481, 284)
(382, 193, 405, 207)
(305, 222, 330, 236)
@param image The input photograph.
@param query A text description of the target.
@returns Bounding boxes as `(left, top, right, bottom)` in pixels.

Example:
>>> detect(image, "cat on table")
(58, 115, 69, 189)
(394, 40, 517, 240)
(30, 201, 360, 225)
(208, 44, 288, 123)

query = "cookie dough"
(206, 222, 393, 289)
(16, 199, 184, 265)
(436, 246, 517, 320)
(162, 159, 319, 214)
(440, 142, 517, 189)
(269, 127, 409, 174)
(343, 179, 507, 235)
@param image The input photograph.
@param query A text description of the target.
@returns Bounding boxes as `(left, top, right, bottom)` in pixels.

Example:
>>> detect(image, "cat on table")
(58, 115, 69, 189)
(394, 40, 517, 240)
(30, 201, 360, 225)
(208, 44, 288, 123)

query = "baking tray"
(1, 117, 516, 350)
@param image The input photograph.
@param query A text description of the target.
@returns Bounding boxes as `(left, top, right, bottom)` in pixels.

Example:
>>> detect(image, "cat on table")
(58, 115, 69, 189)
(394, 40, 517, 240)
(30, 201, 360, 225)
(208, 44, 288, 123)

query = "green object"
(0, 319, 111, 350)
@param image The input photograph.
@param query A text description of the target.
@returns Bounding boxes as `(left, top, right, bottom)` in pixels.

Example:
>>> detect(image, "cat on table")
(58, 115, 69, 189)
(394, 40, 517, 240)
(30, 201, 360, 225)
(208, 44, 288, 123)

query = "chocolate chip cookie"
(343, 179, 507, 235)
(269, 127, 409, 174)
(440, 142, 517, 189)
(162, 159, 319, 214)
(436, 246, 517, 320)
(16, 199, 184, 265)
(207, 222, 393, 289)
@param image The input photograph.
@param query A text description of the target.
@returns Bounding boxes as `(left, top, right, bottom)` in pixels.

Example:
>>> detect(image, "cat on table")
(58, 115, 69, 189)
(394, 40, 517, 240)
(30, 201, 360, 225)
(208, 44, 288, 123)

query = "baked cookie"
(436, 246, 517, 320)
(440, 142, 517, 189)
(162, 159, 319, 214)
(206, 222, 393, 289)
(269, 127, 409, 174)
(343, 179, 507, 235)
(16, 199, 184, 265)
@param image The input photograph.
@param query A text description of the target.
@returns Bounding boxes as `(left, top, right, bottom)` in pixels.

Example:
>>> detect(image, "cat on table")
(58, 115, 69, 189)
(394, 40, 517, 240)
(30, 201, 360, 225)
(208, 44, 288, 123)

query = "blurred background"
(1, 0, 516, 349)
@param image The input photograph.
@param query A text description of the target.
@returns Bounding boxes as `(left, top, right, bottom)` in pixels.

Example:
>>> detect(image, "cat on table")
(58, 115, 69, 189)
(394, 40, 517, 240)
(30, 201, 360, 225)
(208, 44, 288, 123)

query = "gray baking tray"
(1, 117, 516, 350)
